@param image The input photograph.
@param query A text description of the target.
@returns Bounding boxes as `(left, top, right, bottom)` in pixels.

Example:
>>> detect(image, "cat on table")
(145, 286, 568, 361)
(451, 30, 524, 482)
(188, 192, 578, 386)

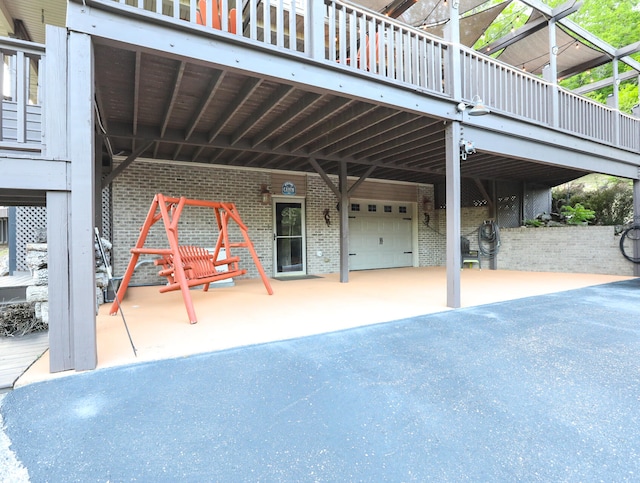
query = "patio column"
(445, 0, 462, 308)
(546, 18, 559, 128)
(68, 30, 98, 370)
(339, 161, 349, 283)
(445, 120, 462, 308)
(634, 178, 640, 277)
(44, 25, 74, 372)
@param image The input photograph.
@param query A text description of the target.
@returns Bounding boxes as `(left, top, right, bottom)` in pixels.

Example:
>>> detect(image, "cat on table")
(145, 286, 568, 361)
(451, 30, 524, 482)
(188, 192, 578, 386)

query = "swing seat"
(155, 245, 245, 293)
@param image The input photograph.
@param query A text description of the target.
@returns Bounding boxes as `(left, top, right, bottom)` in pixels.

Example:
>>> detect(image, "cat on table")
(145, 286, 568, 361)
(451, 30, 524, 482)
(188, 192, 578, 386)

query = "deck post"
(547, 18, 559, 128)
(612, 59, 621, 146)
(46, 191, 73, 371)
(339, 161, 349, 283)
(445, 1, 462, 308)
(44, 26, 75, 372)
(634, 177, 640, 277)
(445, 121, 462, 308)
(306, 0, 325, 60)
(68, 30, 97, 370)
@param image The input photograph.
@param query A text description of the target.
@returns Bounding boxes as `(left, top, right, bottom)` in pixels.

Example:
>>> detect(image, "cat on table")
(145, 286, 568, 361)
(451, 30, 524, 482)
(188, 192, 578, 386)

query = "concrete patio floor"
(3, 274, 640, 482)
(16, 267, 634, 386)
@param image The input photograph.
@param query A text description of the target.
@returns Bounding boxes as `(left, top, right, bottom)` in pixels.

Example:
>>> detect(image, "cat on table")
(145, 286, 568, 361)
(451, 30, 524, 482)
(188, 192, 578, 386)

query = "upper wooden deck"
(1, 0, 639, 203)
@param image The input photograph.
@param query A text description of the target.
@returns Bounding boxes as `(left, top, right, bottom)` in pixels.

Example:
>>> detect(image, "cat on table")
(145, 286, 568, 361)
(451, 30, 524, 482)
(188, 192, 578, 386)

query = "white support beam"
(68, 30, 97, 371)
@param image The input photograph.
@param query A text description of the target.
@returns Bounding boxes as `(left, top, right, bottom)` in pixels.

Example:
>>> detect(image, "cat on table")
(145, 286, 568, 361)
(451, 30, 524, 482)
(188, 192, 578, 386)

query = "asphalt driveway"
(1, 278, 639, 482)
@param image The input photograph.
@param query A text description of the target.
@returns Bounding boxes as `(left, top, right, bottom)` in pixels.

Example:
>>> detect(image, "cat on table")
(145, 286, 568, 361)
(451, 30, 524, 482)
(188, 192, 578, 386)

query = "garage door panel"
(349, 214, 413, 271)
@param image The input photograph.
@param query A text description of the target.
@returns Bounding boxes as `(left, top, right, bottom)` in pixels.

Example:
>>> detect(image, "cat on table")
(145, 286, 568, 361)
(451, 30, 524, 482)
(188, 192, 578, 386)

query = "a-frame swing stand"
(109, 193, 273, 324)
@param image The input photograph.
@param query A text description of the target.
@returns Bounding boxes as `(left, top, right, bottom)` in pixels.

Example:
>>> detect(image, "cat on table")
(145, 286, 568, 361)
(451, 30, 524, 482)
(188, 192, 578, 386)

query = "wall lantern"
(456, 95, 490, 116)
(260, 184, 271, 205)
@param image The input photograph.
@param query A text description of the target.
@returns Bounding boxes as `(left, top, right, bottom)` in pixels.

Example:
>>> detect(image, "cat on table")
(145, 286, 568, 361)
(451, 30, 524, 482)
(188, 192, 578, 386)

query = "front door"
(273, 199, 306, 276)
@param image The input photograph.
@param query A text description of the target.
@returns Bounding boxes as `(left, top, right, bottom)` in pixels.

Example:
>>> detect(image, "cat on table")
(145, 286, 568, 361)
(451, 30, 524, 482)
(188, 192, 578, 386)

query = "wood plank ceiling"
(94, 41, 588, 188)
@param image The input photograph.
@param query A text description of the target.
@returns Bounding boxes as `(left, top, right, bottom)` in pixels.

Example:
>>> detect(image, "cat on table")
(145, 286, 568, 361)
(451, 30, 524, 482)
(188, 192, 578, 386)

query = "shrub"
(553, 177, 633, 225)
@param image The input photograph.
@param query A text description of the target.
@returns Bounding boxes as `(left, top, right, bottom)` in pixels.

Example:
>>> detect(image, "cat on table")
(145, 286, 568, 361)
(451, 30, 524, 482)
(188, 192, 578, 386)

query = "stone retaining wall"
(24, 240, 111, 325)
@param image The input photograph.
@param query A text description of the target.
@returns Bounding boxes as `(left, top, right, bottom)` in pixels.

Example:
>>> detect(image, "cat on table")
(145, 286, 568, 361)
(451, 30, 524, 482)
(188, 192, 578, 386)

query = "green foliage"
(472, 0, 640, 113)
(553, 177, 633, 225)
(524, 218, 544, 227)
(560, 203, 596, 225)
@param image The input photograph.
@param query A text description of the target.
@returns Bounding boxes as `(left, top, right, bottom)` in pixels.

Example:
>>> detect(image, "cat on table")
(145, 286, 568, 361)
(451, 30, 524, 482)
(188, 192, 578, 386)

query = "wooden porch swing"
(108, 193, 273, 324)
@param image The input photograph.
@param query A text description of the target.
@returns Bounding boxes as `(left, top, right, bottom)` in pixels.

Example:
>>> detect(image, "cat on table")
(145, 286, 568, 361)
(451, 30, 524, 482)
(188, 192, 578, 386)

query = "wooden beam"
(68, 31, 97, 371)
(348, 166, 376, 196)
(339, 161, 349, 283)
(47, 191, 73, 372)
(572, 70, 638, 95)
(101, 140, 154, 189)
(445, 121, 462, 308)
(308, 157, 340, 198)
(473, 178, 493, 211)
(160, 60, 186, 138)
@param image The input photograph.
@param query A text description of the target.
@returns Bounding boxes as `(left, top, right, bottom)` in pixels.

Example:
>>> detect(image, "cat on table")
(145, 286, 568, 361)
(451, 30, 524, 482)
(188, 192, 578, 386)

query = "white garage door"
(348, 201, 413, 270)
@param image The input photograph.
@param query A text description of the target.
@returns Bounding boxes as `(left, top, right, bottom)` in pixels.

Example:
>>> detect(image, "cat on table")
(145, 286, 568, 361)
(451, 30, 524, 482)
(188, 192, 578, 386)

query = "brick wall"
(112, 161, 272, 284)
(497, 225, 635, 276)
(113, 162, 635, 281)
(305, 175, 340, 274)
(112, 161, 435, 284)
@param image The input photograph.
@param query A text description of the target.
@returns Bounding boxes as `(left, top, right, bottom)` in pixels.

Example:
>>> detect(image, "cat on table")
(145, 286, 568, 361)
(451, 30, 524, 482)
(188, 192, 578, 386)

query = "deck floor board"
(0, 331, 48, 389)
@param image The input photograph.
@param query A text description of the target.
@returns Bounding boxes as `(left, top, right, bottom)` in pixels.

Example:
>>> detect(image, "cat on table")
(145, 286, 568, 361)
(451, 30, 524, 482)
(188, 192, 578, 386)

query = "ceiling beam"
(230, 84, 295, 146)
(271, 97, 354, 150)
(251, 92, 323, 148)
(558, 54, 611, 80)
(288, 103, 378, 153)
(207, 77, 262, 143)
(572, 70, 639, 95)
(160, 61, 186, 138)
(185, 70, 225, 141)
(101, 140, 154, 188)
(481, 1, 580, 56)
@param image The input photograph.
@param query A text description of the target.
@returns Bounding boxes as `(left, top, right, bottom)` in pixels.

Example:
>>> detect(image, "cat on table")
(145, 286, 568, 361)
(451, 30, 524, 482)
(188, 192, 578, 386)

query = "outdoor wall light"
(460, 139, 476, 160)
(456, 95, 490, 116)
(260, 184, 271, 205)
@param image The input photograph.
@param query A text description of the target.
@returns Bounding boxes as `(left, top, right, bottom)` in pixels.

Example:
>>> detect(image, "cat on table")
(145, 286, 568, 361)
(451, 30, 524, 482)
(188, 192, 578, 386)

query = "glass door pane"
(274, 201, 306, 275)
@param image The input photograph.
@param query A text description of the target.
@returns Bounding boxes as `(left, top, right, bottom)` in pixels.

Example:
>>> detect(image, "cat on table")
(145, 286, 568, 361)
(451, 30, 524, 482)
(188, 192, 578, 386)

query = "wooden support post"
(634, 178, 640, 277)
(445, 121, 462, 308)
(46, 191, 73, 372)
(68, 31, 97, 370)
(44, 26, 74, 372)
(339, 161, 349, 283)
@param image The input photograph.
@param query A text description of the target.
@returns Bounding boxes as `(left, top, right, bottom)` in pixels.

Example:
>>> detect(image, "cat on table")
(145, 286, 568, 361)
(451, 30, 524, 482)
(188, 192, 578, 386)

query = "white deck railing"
(80, 0, 640, 156)
(0, 38, 44, 152)
(460, 47, 552, 125)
